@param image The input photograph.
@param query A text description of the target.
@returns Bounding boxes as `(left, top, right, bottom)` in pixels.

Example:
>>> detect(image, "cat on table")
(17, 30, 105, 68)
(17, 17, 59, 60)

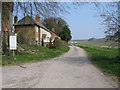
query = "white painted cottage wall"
(40, 28, 51, 43)
(35, 26, 39, 41)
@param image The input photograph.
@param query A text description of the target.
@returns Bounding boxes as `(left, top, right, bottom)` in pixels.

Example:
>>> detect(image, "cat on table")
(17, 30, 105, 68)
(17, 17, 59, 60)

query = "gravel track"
(2, 46, 118, 88)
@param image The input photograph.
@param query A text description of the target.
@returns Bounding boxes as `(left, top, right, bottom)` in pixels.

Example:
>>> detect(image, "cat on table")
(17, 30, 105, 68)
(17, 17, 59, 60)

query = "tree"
(88, 37, 96, 41)
(59, 25, 72, 42)
(98, 2, 119, 42)
(42, 17, 72, 42)
(2, 2, 14, 55)
(42, 17, 67, 35)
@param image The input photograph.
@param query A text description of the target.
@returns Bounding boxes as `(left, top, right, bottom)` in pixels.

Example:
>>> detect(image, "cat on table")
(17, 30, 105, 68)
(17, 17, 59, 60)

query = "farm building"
(14, 15, 60, 46)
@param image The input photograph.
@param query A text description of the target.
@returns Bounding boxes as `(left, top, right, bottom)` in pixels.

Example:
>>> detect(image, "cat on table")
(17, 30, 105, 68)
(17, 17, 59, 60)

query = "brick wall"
(15, 25, 36, 44)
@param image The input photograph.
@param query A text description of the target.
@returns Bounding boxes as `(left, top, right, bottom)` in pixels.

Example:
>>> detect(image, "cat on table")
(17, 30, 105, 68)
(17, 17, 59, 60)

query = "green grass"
(74, 40, 119, 48)
(77, 44, 120, 77)
(2, 44, 69, 66)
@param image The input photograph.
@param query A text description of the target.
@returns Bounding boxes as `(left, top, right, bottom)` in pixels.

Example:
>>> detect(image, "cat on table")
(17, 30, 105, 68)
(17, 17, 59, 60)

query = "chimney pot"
(35, 14, 40, 23)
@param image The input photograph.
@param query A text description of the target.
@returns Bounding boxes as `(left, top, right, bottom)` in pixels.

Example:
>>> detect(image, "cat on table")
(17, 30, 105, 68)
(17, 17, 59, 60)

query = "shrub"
(55, 39, 68, 48)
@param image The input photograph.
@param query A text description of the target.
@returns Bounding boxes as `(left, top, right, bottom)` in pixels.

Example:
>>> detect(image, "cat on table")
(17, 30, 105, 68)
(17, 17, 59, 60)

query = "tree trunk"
(2, 2, 14, 55)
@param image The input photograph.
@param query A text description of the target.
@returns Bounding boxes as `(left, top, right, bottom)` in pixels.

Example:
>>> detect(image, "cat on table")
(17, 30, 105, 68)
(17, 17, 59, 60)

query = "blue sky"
(61, 3, 105, 40)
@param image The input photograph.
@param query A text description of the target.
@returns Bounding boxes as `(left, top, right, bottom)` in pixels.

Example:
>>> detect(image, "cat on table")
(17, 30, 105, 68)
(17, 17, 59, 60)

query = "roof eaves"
(13, 23, 36, 26)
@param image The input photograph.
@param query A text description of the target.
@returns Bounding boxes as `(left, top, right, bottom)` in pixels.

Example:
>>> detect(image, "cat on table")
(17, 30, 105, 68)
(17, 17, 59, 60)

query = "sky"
(60, 3, 105, 40)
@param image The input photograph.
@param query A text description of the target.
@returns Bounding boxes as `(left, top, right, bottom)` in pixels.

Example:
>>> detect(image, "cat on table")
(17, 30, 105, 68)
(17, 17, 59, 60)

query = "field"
(73, 40, 119, 48)
(75, 40, 119, 78)
(2, 43, 69, 66)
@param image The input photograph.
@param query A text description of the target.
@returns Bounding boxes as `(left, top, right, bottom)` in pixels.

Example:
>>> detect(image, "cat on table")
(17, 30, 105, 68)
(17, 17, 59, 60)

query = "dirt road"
(2, 46, 118, 88)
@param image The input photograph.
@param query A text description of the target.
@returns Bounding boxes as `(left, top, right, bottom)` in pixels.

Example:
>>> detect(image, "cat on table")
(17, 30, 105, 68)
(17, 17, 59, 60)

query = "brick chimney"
(14, 16, 18, 24)
(35, 14, 40, 23)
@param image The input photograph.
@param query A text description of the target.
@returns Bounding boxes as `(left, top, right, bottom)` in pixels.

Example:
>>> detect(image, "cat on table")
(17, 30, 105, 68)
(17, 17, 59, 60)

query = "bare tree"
(97, 2, 119, 42)
(14, 2, 67, 19)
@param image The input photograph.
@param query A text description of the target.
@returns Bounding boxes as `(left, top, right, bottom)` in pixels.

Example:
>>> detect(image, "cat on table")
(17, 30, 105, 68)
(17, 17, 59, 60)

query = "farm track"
(2, 46, 118, 88)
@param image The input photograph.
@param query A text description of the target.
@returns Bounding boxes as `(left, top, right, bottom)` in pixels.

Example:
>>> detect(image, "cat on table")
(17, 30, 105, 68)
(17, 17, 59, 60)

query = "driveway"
(2, 46, 118, 88)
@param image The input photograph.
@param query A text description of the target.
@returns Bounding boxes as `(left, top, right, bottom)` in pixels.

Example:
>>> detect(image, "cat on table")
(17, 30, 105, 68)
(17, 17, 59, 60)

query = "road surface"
(2, 46, 118, 88)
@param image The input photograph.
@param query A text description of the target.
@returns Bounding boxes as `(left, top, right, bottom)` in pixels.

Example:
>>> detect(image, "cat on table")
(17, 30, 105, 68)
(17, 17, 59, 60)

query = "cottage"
(14, 15, 59, 46)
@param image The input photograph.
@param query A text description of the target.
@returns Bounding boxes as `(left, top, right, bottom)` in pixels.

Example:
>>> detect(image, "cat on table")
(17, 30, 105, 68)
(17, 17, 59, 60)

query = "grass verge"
(2, 44, 70, 66)
(77, 44, 120, 78)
